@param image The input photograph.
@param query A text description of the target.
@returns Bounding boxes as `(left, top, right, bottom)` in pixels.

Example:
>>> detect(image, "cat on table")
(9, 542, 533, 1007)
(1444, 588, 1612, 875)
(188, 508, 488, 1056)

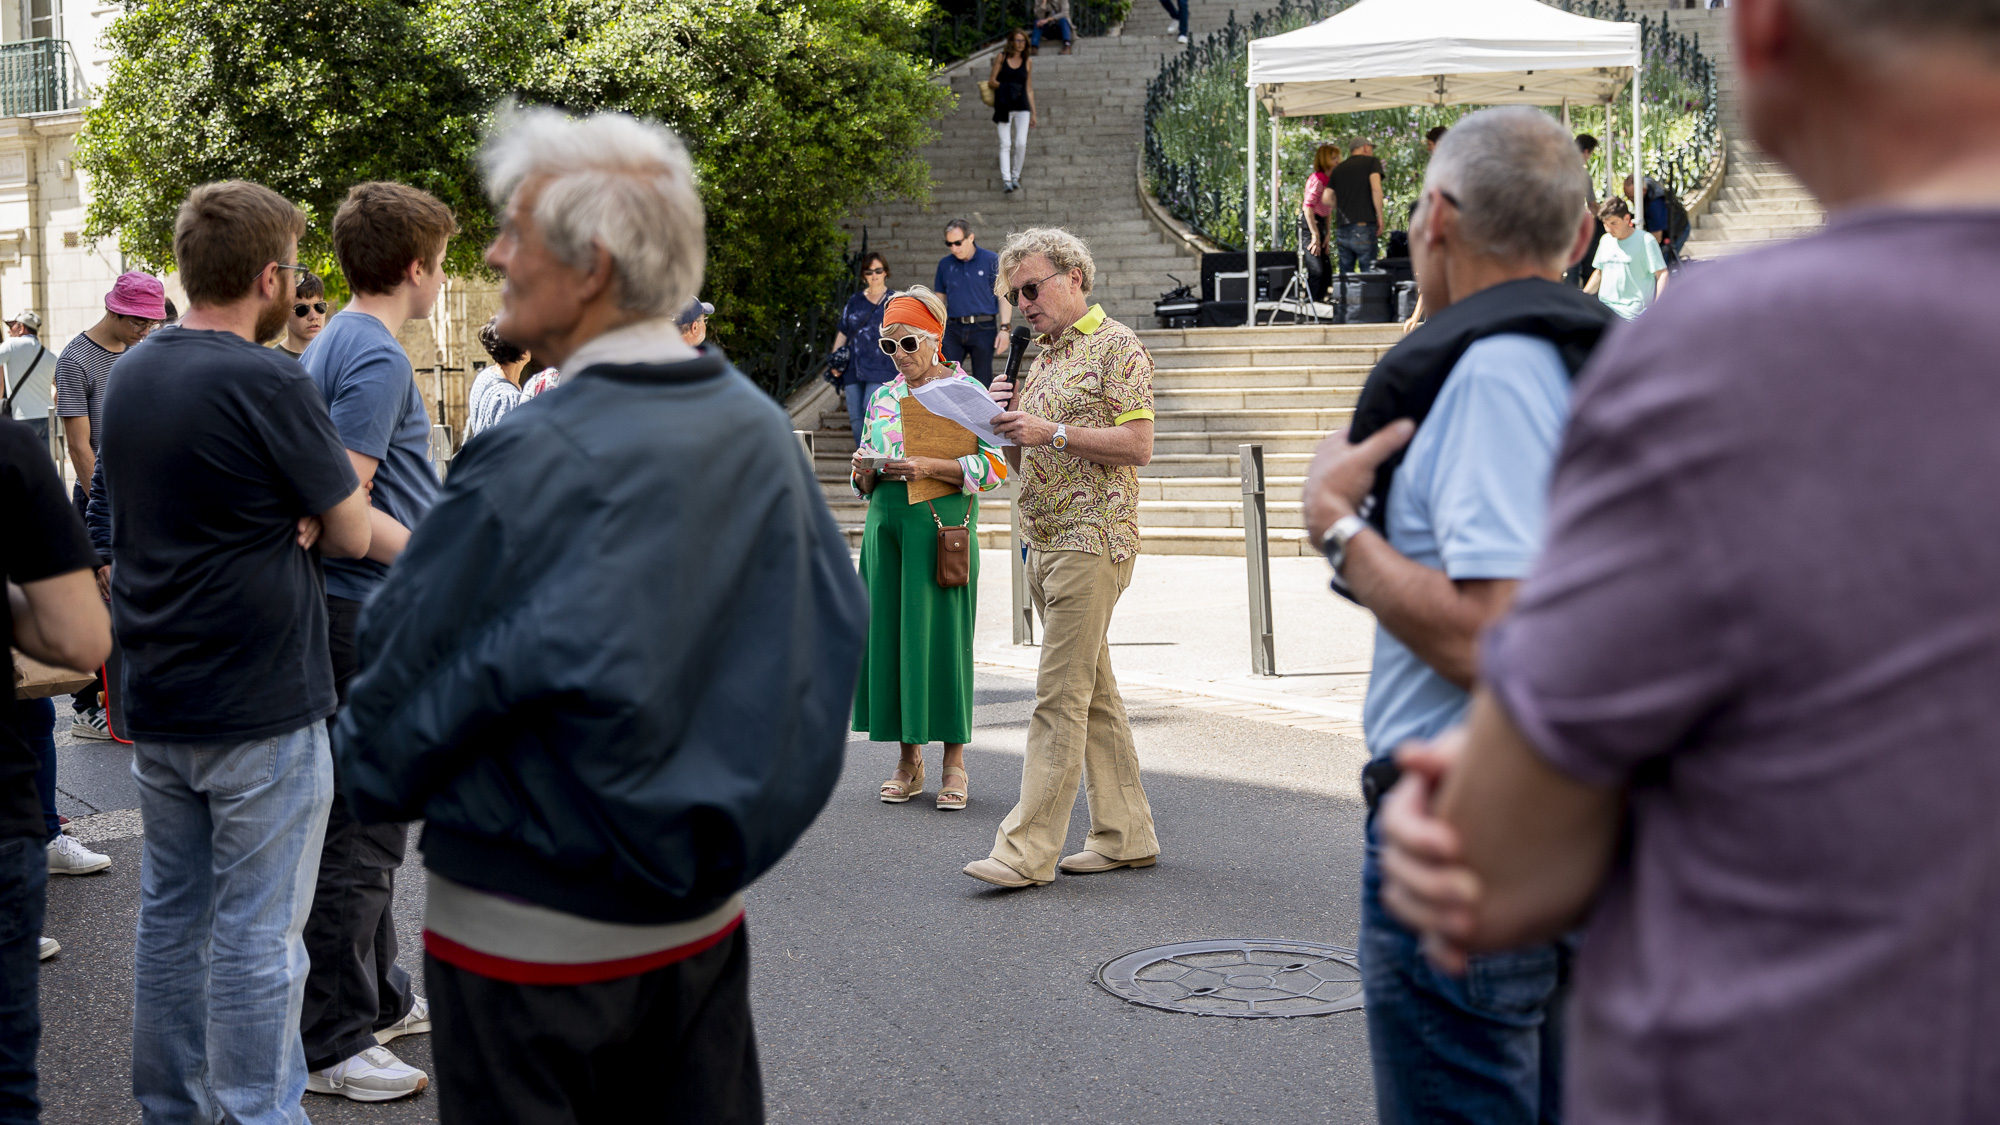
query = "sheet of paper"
(910, 374, 1016, 447)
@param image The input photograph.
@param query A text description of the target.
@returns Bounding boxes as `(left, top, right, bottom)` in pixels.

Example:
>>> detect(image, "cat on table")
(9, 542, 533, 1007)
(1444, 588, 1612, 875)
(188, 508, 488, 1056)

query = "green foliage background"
(76, 0, 953, 358)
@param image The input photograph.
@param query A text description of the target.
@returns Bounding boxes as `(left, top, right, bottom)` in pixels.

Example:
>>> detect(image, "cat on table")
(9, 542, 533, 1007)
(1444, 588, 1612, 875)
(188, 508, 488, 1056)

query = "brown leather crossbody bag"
(928, 501, 972, 588)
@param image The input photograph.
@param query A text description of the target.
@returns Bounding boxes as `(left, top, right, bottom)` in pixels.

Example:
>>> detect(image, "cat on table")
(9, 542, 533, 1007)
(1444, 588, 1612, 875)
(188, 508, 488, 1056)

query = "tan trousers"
(989, 548, 1158, 881)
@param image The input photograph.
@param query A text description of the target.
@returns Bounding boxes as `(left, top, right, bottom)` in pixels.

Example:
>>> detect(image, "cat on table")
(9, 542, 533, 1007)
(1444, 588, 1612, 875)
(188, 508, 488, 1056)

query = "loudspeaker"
(1259, 265, 1297, 301)
(1197, 300, 1247, 327)
(1212, 272, 1251, 303)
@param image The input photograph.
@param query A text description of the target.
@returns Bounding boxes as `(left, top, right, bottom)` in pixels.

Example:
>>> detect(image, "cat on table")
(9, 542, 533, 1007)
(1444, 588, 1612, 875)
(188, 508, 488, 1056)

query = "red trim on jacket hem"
(423, 911, 743, 985)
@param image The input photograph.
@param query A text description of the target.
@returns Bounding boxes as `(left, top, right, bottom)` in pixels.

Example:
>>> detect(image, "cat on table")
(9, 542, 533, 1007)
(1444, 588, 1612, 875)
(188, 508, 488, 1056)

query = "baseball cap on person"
(677, 298, 714, 327)
(7, 310, 40, 332)
(105, 272, 168, 320)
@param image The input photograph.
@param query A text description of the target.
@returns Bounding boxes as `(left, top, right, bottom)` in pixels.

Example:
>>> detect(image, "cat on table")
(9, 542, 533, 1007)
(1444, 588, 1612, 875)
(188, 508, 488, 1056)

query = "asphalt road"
(38, 673, 1377, 1124)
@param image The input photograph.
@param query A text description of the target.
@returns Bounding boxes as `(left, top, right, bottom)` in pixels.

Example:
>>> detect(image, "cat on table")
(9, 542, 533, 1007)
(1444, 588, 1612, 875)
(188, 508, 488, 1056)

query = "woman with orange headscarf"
(849, 286, 1009, 812)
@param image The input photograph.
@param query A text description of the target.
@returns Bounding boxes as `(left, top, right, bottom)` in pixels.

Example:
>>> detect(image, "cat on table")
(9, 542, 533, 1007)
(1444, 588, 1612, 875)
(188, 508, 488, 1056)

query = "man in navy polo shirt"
(932, 218, 1012, 386)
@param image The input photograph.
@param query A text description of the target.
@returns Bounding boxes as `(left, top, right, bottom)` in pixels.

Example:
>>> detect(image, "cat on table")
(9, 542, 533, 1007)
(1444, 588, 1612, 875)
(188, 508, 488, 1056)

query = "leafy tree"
(77, 0, 950, 362)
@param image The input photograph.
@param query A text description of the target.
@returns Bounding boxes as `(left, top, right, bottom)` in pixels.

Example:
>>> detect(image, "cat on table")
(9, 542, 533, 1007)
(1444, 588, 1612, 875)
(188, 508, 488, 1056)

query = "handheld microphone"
(998, 324, 1031, 408)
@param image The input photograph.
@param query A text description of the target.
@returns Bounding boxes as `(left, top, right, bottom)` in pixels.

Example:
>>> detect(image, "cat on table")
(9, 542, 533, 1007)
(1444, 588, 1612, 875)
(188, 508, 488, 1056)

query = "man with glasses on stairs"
(934, 219, 1012, 387)
(964, 226, 1161, 890)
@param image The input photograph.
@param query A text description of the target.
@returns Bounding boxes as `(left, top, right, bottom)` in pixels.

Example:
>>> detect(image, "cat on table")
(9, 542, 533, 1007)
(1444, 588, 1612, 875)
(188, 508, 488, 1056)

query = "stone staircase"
(808, 323, 1403, 557)
(1666, 7, 1826, 259)
(842, 4, 1245, 324)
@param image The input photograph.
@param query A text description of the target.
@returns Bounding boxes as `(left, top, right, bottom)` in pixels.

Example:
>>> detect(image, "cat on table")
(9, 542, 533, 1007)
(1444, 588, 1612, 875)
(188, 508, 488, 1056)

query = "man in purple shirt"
(1372, 1, 2000, 1122)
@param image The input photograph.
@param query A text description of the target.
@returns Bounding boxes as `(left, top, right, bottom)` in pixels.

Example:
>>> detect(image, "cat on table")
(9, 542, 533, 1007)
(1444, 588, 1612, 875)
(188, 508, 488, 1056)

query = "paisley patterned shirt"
(1015, 304, 1155, 562)
(850, 364, 1010, 497)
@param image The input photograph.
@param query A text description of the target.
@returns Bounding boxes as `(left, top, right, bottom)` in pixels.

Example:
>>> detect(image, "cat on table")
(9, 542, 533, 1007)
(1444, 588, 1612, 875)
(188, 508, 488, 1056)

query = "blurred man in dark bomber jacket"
(331, 106, 867, 1125)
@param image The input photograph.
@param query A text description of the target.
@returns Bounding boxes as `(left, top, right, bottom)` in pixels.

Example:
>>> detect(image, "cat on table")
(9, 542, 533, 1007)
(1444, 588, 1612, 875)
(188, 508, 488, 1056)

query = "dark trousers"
(1303, 213, 1333, 300)
(426, 925, 764, 1125)
(26, 699, 56, 843)
(67, 483, 99, 717)
(1158, 0, 1188, 36)
(301, 594, 414, 1071)
(0, 835, 48, 1125)
(941, 320, 997, 387)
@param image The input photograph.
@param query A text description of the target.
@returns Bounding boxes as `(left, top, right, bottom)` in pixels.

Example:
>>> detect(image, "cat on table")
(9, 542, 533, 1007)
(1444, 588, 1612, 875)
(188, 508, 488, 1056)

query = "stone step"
(1151, 365, 1373, 390)
(1151, 344, 1389, 369)
(1138, 325, 1405, 348)
(1706, 196, 1822, 216)
(1156, 385, 1362, 410)
(1153, 428, 1341, 454)
(1140, 451, 1315, 477)
(1156, 407, 1353, 433)
(1695, 210, 1824, 233)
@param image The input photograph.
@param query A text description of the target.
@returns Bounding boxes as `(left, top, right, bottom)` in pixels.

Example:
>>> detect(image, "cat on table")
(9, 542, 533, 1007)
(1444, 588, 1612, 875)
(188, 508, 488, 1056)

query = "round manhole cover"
(1096, 939, 1365, 1018)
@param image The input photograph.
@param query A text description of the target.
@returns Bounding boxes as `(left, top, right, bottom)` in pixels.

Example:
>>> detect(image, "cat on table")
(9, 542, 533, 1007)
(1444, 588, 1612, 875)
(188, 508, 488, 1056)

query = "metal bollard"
(1009, 477, 1034, 645)
(1240, 443, 1276, 676)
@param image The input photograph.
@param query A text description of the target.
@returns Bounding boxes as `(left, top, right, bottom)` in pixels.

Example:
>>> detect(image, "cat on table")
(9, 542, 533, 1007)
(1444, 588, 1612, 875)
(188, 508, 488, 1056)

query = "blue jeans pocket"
(1462, 945, 1563, 1021)
(196, 738, 281, 797)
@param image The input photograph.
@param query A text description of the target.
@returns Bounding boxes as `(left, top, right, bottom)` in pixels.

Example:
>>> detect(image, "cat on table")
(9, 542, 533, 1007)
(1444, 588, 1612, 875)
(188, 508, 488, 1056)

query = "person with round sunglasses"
(276, 271, 330, 359)
(849, 286, 1009, 812)
(829, 251, 897, 445)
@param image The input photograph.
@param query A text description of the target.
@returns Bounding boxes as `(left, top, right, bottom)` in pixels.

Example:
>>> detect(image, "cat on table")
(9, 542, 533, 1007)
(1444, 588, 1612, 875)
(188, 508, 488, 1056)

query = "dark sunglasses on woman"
(294, 302, 328, 317)
(877, 335, 929, 356)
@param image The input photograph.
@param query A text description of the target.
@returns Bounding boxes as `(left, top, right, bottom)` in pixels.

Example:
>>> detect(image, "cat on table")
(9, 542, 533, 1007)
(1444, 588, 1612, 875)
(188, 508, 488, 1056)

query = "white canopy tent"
(1244, 0, 1645, 253)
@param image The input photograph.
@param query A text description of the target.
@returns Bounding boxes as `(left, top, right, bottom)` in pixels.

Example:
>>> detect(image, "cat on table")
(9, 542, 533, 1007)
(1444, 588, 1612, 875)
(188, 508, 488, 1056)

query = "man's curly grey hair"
(480, 103, 705, 320)
(993, 227, 1095, 298)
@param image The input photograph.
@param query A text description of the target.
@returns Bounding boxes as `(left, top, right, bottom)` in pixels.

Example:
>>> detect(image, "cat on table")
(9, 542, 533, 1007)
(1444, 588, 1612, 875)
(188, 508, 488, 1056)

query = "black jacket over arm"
(333, 351, 868, 925)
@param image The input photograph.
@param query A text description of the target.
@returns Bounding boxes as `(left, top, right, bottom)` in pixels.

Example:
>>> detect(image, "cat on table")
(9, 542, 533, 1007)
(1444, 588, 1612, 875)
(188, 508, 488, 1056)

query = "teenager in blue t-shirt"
(296, 181, 458, 1104)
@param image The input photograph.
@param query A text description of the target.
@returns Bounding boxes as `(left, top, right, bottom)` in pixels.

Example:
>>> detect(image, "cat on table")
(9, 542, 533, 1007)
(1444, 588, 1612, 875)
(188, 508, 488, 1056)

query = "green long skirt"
(852, 481, 979, 744)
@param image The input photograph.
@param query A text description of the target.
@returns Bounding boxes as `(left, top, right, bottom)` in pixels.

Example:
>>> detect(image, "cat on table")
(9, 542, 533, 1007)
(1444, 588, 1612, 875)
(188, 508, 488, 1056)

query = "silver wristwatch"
(1320, 514, 1370, 575)
(1051, 423, 1068, 451)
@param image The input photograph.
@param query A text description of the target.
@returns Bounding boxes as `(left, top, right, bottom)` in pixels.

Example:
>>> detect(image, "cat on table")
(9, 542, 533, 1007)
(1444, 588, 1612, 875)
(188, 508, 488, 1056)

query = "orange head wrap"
(881, 295, 943, 338)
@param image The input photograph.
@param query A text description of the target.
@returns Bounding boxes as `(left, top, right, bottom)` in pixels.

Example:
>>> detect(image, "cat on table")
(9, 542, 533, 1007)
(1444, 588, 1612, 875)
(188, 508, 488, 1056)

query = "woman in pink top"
(1301, 142, 1340, 298)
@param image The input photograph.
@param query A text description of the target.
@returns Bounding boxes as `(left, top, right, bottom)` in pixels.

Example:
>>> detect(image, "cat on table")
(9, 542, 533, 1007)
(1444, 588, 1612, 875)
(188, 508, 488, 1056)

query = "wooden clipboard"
(899, 394, 977, 504)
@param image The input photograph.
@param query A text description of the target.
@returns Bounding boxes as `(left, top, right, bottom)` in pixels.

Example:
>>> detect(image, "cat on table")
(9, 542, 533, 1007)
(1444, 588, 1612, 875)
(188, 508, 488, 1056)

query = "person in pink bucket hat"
(51, 269, 167, 742)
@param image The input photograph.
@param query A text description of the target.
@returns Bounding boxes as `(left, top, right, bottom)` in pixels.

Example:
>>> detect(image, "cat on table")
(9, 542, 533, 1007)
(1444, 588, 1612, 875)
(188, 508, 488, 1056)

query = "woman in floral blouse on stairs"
(849, 286, 1009, 811)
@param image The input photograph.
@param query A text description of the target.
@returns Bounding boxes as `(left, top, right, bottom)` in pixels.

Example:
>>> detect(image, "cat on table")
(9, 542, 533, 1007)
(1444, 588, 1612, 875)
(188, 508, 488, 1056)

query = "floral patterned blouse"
(850, 366, 1010, 498)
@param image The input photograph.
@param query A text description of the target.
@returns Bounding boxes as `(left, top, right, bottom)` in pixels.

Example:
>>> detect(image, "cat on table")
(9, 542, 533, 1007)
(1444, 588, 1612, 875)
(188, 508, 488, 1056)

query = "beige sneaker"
(1058, 850, 1157, 875)
(961, 858, 1049, 888)
(306, 1046, 428, 1102)
(374, 994, 430, 1045)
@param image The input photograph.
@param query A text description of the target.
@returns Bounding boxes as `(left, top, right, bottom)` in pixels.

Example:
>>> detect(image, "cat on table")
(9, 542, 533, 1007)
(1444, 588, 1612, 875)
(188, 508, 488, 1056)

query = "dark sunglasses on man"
(944, 237, 968, 249)
(1005, 270, 1063, 306)
(294, 302, 328, 317)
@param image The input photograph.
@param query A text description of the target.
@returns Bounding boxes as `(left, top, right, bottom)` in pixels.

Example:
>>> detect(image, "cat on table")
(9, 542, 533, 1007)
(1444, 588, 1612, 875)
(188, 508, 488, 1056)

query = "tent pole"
(1247, 84, 1258, 271)
(1632, 69, 1643, 234)
(1271, 114, 1280, 252)
(1604, 95, 1616, 200)
(1561, 96, 1570, 131)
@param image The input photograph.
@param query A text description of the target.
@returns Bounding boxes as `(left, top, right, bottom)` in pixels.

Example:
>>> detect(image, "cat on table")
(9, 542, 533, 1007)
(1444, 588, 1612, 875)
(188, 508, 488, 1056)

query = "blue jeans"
(941, 320, 997, 387)
(1338, 222, 1379, 273)
(131, 723, 334, 1125)
(844, 382, 874, 448)
(0, 836, 48, 1125)
(1030, 17, 1071, 46)
(26, 698, 57, 843)
(1158, 0, 1188, 36)
(1361, 839, 1570, 1125)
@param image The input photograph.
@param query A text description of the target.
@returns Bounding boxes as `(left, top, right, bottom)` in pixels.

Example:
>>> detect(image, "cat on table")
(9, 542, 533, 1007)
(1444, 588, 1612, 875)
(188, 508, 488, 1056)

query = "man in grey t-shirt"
(1376, 3, 2000, 1123)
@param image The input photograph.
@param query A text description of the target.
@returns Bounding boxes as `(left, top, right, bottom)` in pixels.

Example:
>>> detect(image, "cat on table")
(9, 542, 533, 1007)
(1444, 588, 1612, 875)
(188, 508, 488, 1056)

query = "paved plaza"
(36, 556, 1379, 1124)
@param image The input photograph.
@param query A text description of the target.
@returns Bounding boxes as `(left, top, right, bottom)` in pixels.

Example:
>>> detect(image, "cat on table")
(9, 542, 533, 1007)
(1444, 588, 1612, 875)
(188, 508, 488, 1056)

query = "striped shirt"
(52, 333, 123, 455)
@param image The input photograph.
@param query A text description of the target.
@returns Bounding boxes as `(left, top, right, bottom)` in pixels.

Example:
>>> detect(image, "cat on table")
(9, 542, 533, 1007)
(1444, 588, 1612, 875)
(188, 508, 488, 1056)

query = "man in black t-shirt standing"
(102, 181, 371, 1123)
(0, 417, 110, 1124)
(1332, 137, 1388, 273)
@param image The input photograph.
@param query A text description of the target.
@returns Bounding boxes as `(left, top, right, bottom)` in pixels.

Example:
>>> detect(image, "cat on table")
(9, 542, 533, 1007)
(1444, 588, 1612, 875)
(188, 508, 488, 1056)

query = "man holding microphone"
(964, 226, 1160, 890)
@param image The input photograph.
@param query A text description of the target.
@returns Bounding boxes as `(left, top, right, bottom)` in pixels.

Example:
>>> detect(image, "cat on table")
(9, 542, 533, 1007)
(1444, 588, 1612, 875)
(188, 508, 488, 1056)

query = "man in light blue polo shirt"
(932, 218, 1012, 386)
(1303, 107, 1608, 1125)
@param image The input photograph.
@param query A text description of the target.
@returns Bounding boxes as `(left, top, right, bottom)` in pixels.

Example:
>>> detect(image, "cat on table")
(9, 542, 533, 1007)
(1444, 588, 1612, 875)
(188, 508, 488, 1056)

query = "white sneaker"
(306, 1045, 428, 1102)
(1178, 33, 1190, 44)
(69, 707, 110, 741)
(374, 994, 431, 1045)
(38, 937, 58, 961)
(47, 834, 110, 875)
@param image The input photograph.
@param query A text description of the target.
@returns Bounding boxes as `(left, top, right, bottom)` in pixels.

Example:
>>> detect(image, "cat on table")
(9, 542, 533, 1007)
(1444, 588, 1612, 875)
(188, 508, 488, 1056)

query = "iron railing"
(0, 39, 74, 117)
(1144, 1, 1720, 250)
